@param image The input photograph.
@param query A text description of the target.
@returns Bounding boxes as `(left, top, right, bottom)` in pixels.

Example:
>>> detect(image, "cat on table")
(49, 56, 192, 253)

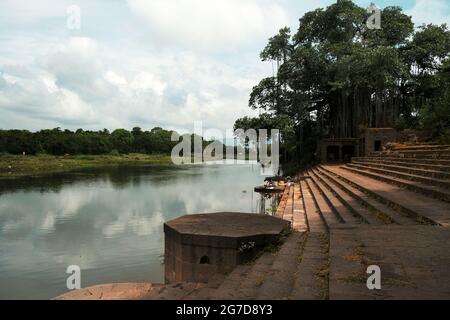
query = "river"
(0, 163, 273, 299)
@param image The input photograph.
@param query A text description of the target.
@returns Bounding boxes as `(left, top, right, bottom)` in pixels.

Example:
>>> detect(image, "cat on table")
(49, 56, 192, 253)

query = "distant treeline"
(0, 127, 213, 155)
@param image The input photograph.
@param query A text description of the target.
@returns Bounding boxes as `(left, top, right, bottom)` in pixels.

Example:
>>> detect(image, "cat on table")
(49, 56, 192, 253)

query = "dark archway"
(199, 256, 211, 264)
(374, 140, 382, 152)
(326, 146, 340, 162)
(342, 145, 355, 163)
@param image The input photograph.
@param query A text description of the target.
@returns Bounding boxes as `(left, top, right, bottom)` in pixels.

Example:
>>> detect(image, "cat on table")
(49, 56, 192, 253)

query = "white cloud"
(0, 0, 289, 132)
(126, 0, 289, 52)
(406, 0, 450, 26)
(0, 36, 259, 132)
(0, 0, 66, 21)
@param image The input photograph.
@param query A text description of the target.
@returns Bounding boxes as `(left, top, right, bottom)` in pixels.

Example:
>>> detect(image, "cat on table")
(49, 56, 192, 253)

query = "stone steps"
(293, 183, 308, 232)
(304, 175, 343, 227)
(288, 181, 330, 300)
(187, 181, 322, 300)
(281, 185, 294, 225)
(391, 145, 450, 151)
(352, 157, 450, 172)
(310, 168, 393, 225)
(142, 282, 206, 300)
(255, 232, 306, 299)
(370, 151, 450, 159)
(189, 231, 309, 300)
(275, 188, 290, 218)
(300, 180, 329, 233)
(351, 160, 450, 180)
(343, 164, 450, 203)
(307, 171, 365, 225)
(321, 165, 450, 227)
(208, 255, 274, 300)
(290, 232, 329, 300)
(145, 154, 450, 301)
(314, 167, 419, 226)
(183, 274, 227, 300)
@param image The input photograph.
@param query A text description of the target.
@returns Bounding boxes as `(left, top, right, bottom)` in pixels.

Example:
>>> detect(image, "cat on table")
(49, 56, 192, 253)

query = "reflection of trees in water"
(0, 165, 202, 195)
(106, 165, 204, 189)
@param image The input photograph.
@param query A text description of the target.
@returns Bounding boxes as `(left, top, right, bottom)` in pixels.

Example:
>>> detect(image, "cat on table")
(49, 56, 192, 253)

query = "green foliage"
(418, 59, 450, 142)
(235, 0, 450, 168)
(0, 127, 181, 156)
(109, 149, 121, 156)
(110, 129, 133, 154)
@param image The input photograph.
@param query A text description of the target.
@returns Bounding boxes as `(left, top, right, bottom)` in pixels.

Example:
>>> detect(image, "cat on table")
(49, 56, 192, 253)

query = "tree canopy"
(235, 0, 450, 167)
(0, 127, 184, 156)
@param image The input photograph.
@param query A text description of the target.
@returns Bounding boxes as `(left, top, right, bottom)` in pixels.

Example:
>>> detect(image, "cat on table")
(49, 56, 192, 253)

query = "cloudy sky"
(0, 0, 449, 134)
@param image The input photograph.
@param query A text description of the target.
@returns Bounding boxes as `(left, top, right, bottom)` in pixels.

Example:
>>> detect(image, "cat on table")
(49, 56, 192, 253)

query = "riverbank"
(0, 153, 173, 178)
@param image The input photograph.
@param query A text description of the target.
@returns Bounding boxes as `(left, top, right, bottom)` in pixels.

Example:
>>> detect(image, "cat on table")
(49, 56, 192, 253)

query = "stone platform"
(165, 212, 290, 283)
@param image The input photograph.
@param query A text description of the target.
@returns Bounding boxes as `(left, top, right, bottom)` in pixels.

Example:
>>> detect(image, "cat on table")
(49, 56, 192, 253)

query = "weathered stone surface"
(164, 212, 290, 284)
(329, 226, 450, 300)
(322, 164, 450, 226)
(165, 212, 290, 241)
(54, 283, 163, 300)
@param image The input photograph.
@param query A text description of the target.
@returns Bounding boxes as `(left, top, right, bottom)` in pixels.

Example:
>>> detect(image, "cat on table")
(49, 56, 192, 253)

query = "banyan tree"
(235, 0, 450, 168)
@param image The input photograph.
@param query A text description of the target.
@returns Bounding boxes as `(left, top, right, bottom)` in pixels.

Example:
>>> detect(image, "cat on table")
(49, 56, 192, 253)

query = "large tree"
(236, 0, 450, 168)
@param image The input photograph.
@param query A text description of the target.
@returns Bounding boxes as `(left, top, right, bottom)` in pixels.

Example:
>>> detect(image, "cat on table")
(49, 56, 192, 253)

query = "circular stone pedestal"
(164, 212, 290, 284)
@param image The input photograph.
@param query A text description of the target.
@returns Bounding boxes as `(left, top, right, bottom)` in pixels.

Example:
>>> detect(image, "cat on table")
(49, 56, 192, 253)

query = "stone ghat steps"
(183, 183, 328, 300)
(351, 160, 450, 180)
(313, 167, 420, 226)
(144, 164, 450, 300)
(308, 171, 370, 225)
(321, 165, 450, 227)
(275, 188, 290, 218)
(195, 252, 277, 300)
(187, 232, 328, 300)
(280, 185, 295, 227)
(303, 174, 345, 227)
(391, 145, 450, 151)
(343, 164, 450, 203)
(352, 157, 450, 172)
(348, 162, 450, 188)
(142, 282, 207, 300)
(189, 181, 329, 300)
(309, 168, 416, 226)
(370, 150, 450, 159)
(293, 183, 308, 232)
(300, 180, 329, 233)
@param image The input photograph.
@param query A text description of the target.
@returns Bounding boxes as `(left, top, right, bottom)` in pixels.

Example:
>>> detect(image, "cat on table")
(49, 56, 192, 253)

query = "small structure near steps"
(165, 212, 290, 284)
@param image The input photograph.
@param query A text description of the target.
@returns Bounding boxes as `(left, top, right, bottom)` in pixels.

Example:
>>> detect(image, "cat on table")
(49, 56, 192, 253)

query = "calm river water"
(0, 163, 270, 299)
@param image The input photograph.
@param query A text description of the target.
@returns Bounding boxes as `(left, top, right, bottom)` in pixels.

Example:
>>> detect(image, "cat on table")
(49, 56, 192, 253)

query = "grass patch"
(0, 153, 173, 178)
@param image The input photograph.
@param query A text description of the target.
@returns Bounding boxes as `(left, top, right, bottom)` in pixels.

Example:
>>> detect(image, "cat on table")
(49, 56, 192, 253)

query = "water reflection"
(0, 164, 269, 299)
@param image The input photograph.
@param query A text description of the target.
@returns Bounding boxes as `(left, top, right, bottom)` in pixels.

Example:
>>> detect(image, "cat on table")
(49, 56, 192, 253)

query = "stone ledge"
(53, 283, 163, 300)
